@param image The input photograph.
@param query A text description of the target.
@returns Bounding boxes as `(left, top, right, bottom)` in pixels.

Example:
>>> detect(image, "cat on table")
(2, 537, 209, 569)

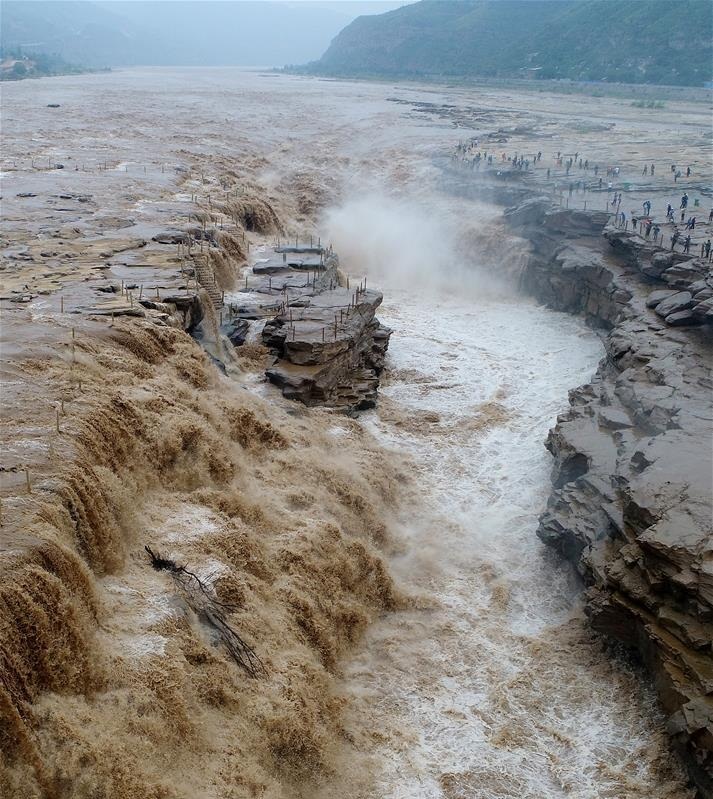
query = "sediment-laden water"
(322, 280, 686, 798)
(0, 69, 696, 797)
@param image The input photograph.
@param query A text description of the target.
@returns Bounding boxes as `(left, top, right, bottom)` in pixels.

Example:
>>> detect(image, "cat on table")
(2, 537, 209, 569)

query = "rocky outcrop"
(259, 252, 391, 412)
(264, 288, 390, 411)
(506, 199, 713, 795)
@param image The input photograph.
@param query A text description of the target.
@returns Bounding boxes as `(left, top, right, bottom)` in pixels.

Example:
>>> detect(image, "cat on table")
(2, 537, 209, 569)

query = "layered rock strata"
(506, 197, 713, 794)
(260, 252, 390, 411)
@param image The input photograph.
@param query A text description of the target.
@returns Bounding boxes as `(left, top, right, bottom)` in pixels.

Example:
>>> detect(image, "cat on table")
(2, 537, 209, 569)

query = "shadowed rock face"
(261, 254, 391, 412)
(506, 199, 713, 793)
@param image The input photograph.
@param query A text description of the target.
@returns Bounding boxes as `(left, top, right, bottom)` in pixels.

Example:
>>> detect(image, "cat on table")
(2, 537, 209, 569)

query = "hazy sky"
(2, 0, 413, 66)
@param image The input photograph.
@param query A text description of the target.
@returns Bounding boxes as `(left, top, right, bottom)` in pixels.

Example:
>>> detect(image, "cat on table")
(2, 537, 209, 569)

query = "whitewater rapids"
(0, 68, 695, 798)
(321, 280, 687, 798)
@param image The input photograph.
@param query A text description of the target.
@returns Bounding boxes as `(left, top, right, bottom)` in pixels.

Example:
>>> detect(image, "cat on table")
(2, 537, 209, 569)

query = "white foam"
(342, 284, 683, 797)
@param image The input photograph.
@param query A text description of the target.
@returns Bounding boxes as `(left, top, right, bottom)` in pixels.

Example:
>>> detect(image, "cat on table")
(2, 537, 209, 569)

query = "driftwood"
(145, 545, 266, 678)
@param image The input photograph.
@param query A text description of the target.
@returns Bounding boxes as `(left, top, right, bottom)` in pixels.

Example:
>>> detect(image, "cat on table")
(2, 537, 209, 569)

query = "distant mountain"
(0, 1, 411, 68)
(307, 0, 713, 87)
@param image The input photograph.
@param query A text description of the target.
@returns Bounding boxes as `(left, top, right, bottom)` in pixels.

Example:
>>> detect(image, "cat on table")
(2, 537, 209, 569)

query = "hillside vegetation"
(308, 0, 713, 87)
(0, 51, 90, 80)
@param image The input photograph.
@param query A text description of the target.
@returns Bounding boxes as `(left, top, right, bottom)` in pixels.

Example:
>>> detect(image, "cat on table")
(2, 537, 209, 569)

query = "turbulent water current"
(327, 286, 684, 798)
(1, 69, 695, 798)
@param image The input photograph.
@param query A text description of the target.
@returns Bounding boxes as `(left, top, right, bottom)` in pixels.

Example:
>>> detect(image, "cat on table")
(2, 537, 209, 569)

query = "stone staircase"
(193, 255, 222, 309)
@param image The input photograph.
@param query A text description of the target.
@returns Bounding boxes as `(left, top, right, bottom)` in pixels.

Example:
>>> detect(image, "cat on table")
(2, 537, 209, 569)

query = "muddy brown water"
(1, 68, 705, 797)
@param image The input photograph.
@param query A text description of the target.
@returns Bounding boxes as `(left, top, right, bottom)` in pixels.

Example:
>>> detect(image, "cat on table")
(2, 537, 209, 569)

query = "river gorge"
(1, 69, 710, 798)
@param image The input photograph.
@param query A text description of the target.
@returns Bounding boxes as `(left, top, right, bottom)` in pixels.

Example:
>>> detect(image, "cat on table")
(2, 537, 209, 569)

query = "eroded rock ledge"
(506, 197, 713, 794)
(260, 252, 391, 412)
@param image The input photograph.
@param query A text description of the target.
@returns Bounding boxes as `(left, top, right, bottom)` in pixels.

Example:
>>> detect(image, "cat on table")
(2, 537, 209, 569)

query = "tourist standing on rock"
(651, 164, 655, 175)
(683, 235, 691, 253)
(643, 200, 651, 216)
(675, 170, 682, 182)
(709, 209, 713, 223)
(643, 165, 648, 176)
(671, 230, 680, 250)
(687, 166, 691, 177)
(547, 167, 551, 178)
(681, 210, 686, 223)
(705, 239, 711, 258)
(681, 193, 689, 209)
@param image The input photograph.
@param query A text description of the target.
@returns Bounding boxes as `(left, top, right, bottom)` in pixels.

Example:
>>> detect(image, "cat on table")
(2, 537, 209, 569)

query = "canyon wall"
(505, 197, 713, 794)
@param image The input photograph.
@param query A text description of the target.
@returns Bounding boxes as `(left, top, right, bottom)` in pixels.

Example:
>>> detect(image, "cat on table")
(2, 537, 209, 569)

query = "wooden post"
(60, 296, 64, 313)
(56, 408, 61, 433)
(25, 469, 31, 494)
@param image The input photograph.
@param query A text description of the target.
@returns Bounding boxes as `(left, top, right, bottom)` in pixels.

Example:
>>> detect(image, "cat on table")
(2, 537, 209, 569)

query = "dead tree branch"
(145, 545, 266, 678)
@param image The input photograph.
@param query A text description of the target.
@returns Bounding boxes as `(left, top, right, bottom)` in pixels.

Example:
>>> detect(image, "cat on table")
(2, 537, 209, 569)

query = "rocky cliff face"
(506, 198, 713, 794)
(260, 252, 391, 412)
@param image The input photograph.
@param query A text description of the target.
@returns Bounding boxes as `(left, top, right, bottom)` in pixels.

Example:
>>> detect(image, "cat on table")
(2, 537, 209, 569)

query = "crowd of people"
(454, 139, 711, 260)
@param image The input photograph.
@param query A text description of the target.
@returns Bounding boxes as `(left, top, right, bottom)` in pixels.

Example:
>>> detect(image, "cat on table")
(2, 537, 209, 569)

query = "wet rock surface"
(506, 199, 713, 793)
(258, 250, 391, 411)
